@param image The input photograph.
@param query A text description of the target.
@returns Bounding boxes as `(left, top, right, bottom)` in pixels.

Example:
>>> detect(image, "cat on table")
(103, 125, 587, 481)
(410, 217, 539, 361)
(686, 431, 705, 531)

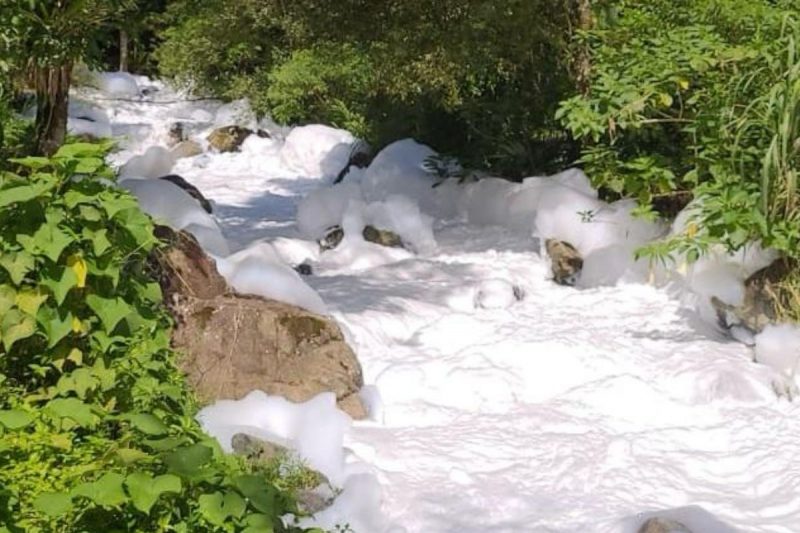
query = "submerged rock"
(319, 224, 405, 251)
(319, 225, 345, 251)
(363, 225, 404, 248)
(638, 517, 693, 533)
(150, 228, 367, 419)
(170, 139, 203, 160)
(295, 263, 314, 276)
(158, 174, 213, 213)
(208, 125, 252, 152)
(712, 257, 796, 334)
(545, 239, 583, 286)
(167, 122, 187, 147)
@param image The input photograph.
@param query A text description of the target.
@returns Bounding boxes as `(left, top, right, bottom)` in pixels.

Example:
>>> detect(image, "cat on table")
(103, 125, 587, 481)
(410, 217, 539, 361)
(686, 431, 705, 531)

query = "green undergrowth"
(0, 143, 316, 532)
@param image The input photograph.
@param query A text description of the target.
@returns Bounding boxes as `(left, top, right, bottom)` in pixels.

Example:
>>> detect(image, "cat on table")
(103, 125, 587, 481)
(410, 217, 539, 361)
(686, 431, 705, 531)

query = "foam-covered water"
(77, 77, 800, 533)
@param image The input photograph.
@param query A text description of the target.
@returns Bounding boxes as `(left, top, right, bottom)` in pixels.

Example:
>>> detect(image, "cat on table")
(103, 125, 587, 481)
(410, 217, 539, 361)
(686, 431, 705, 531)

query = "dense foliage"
(156, 0, 583, 176)
(0, 144, 312, 531)
(557, 0, 800, 263)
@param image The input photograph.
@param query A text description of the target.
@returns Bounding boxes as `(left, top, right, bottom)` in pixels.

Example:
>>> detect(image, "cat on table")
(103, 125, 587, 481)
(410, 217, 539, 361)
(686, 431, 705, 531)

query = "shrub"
(0, 143, 307, 531)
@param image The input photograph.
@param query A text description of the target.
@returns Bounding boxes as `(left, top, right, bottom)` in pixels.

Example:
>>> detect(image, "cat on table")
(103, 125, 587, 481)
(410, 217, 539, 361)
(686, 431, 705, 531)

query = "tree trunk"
(34, 63, 72, 156)
(120, 30, 130, 72)
(574, 0, 593, 96)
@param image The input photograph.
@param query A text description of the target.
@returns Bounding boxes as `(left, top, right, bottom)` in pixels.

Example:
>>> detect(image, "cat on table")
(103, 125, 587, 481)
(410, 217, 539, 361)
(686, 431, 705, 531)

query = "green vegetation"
(0, 144, 310, 531)
(1, 1, 799, 529)
(557, 1, 799, 262)
(156, 0, 583, 176)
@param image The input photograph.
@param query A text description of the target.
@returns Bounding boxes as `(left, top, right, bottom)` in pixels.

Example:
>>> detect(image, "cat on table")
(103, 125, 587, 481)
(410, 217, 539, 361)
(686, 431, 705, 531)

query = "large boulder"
(207, 125, 252, 152)
(151, 227, 366, 418)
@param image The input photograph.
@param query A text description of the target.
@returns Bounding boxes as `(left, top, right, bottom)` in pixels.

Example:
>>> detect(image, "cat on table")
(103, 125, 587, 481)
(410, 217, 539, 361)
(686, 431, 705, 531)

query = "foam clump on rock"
(280, 125, 357, 180)
(213, 98, 258, 129)
(198, 390, 350, 483)
(119, 146, 176, 179)
(67, 99, 113, 139)
(359, 139, 439, 211)
(118, 177, 229, 257)
(95, 71, 140, 97)
(297, 182, 364, 239)
(754, 324, 800, 382)
(215, 241, 327, 315)
(198, 390, 395, 533)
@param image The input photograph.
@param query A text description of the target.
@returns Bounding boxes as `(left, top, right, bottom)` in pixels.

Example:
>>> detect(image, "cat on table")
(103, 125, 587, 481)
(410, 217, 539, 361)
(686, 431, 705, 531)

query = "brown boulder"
(170, 140, 203, 160)
(151, 228, 366, 418)
(363, 225, 404, 248)
(173, 296, 365, 416)
(151, 226, 228, 301)
(712, 257, 796, 334)
(545, 239, 583, 286)
(638, 517, 693, 533)
(207, 125, 252, 152)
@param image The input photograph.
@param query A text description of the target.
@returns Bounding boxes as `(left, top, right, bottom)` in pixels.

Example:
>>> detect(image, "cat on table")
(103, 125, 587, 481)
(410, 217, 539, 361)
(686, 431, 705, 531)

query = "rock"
(174, 298, 365, 417)
(256, 129, 271, 139)
(318, 224, 405, 252)
(207, 125, 252, 152)
(363, 225, 404, 248)
(170, 139, 204, 160)
(545, 239, 583, 286)
(158, 174, 213, 213)
(638, 517, 693, 533)
(167, 122, 186, 147)
(712, 257, 796, 334)
(295, 263, 313, 276)
(150, 228, 367, 419)
(319, 225, 345, 252)
(231, 432, 290, 462)
(150, 226, 228, 301)
(334, 141, 373, 184)
(231, 432, 333, 513)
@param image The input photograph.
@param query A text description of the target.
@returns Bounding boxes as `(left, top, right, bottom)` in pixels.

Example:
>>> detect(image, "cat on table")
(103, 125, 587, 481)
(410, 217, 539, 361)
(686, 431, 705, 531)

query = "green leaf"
(198, 491, 246, 526)
(72, 472, 127, 508)
(15, 287, 48, 317)
(0, 180, 51, 207)
(41, 266, 78, 306)
(0, 409, 33, 430)
(164, 443, 214, 480)
(7, 157, 51, 171)
(0, 285, 15, 315)
(116, 448, 151, 465)
(125, 473, 182, 514)
(126, 413, 169, 436)
(37, 305, 74, 348)
(86, 295, 133, 333)
(234, 475, 276, 515)
(46, 398, 97, 428)
(0, 251, 35, 285)
(33, 492, 73, 517)
(243, 514, 275, 533)
(55, 142, 106, 159)
(1, 308, 36, 351)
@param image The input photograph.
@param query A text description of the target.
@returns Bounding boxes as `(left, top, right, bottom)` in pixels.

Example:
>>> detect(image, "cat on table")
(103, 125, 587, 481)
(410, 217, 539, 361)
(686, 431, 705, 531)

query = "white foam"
(280, 124, 357, 180)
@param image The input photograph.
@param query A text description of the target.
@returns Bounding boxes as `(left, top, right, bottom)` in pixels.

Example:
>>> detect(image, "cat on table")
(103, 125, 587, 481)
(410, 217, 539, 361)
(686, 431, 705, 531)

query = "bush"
(0, 143, 308, 532)
(558, 1, 800, 262)
(155, 0, 579, 177)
